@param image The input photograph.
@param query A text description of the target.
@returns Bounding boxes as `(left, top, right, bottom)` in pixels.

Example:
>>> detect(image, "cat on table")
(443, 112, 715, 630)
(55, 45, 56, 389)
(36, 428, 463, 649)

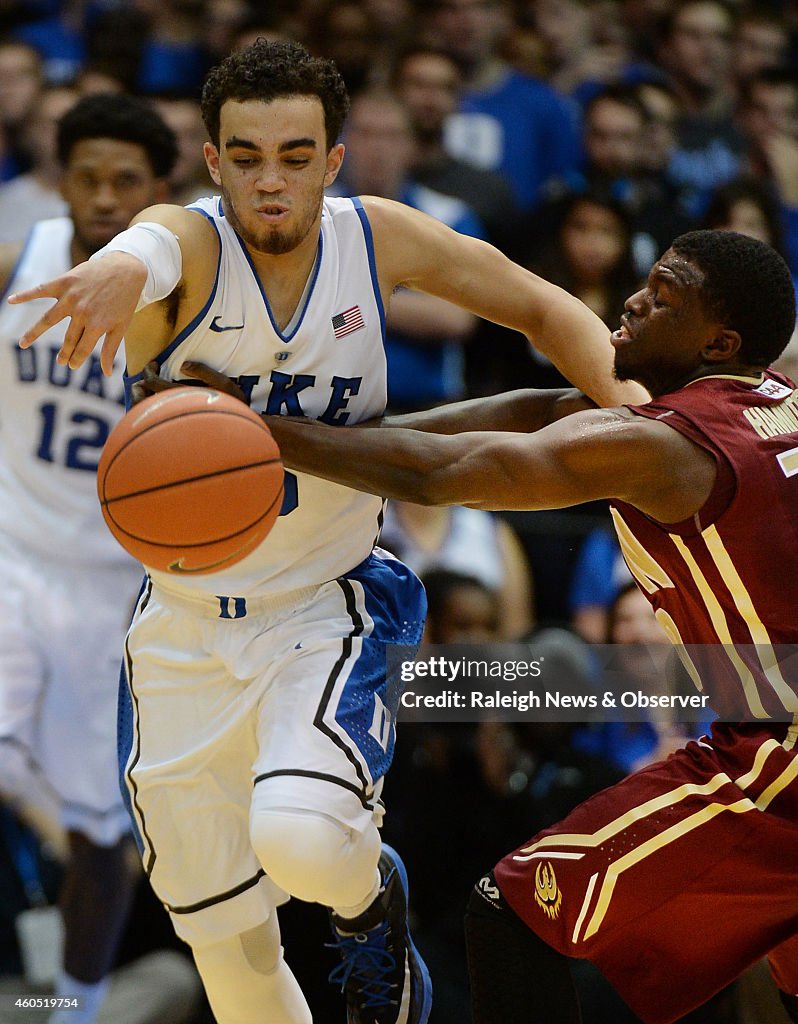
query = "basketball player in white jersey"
(0, 93, 177, 1024)
(9, 41, 645, 1024)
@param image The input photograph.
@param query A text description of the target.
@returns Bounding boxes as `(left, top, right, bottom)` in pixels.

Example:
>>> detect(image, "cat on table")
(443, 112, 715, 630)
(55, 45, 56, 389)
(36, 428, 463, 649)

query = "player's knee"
(466, 871, 511, 927)
(249, 805, 355, 904)
(465, 871, 547, 953)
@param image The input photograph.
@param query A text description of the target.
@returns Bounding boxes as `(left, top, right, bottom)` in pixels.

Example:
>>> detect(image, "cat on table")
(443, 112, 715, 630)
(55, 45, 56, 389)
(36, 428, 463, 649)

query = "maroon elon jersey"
(610, 371, 798, 721)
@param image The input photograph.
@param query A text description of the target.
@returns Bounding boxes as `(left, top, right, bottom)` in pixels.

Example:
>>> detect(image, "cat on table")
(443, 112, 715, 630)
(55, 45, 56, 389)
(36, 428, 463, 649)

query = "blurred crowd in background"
(0, 1, 796, 1021)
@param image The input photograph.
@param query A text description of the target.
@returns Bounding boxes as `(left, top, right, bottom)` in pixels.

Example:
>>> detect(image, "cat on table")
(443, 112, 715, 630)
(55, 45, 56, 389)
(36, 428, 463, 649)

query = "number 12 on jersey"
(36, 401, 111, 472)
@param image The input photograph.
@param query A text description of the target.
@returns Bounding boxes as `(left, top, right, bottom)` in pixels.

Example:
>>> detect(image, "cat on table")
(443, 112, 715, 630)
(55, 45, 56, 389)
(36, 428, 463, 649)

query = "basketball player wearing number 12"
(9, 41, 645, 1024)
(0, 94, 177, 1024)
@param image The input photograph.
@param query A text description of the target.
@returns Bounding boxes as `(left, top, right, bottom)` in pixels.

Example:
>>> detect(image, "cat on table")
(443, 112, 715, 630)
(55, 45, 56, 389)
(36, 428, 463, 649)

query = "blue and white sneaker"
(328, 844, 432, 1024)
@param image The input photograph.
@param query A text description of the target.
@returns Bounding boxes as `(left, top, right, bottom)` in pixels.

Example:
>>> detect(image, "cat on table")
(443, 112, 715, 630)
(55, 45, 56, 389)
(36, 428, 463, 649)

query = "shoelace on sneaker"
(327, 923, 400, 1009)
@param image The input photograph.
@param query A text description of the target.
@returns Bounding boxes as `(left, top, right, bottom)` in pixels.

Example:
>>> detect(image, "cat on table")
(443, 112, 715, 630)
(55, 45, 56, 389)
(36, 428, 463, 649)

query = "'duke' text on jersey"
(14, 343, 126, 405)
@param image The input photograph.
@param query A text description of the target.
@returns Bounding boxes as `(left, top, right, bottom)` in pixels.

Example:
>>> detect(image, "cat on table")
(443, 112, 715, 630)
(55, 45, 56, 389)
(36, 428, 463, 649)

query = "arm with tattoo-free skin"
(264, 408, 716, 526)
(381, 388, 597, 434)
(362, 196, 649, 409)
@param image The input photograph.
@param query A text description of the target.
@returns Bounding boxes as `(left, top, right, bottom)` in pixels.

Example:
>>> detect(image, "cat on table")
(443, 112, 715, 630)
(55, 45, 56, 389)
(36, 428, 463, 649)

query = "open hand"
(8, 252, 146, 375)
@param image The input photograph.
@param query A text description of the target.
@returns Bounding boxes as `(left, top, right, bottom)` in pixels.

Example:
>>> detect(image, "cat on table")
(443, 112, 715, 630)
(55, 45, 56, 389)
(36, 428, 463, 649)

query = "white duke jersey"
(0, 217, 132, 564)
(131, 195, 388, 597)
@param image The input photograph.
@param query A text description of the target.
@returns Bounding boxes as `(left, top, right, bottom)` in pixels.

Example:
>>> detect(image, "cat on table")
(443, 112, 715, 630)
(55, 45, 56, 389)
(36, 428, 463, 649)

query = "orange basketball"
(97, 387, 284, 574)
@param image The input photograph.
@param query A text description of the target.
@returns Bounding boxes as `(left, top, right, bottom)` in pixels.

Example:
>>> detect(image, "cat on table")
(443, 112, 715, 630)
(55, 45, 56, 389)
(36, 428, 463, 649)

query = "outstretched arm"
(383, 388, 596, 434)
(7, 205, 217, 375)
(364, 196, 650, 410)
(266, 407, 715, 524)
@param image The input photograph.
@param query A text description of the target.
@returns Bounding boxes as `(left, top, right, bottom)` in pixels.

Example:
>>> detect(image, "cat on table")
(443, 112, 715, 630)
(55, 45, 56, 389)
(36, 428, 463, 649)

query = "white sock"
(49, 971, 110, 1024)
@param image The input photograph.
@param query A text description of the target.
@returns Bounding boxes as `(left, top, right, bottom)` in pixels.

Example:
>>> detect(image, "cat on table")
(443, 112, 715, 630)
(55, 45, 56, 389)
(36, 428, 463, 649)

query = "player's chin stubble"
(221, 183, 323, 256)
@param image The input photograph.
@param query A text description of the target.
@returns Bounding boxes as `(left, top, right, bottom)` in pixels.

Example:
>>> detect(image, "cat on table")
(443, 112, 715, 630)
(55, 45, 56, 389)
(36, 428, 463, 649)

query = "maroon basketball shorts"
(494, 721, 798, 1024)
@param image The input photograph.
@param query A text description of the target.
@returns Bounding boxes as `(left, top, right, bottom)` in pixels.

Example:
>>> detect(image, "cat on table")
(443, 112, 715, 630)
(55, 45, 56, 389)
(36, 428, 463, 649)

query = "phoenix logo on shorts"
(534, 861, 562, 920)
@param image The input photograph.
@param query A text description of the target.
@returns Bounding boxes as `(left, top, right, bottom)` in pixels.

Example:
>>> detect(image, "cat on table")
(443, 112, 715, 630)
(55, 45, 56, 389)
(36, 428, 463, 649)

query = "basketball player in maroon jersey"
(261, 229, 798, 1024)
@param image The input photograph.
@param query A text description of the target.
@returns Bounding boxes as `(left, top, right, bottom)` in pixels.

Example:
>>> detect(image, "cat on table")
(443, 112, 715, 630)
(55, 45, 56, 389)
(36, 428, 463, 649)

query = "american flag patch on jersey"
(331, 305, 365, 339)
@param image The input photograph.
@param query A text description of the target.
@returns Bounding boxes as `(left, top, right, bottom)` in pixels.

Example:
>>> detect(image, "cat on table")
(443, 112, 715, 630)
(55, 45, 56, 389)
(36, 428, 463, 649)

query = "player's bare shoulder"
(603, 406, 718, 521)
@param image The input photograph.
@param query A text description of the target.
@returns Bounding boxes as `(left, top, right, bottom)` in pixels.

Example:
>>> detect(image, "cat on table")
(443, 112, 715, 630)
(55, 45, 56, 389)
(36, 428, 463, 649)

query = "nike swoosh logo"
(209, 316, 245, 332)
(167, 533, 262, 574)
(168, 554, 234, 573)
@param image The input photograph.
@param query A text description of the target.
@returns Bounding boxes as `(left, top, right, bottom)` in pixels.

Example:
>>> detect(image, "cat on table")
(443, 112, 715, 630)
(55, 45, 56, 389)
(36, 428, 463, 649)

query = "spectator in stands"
(0, 39, 45, 176)
(529, 188, 641, 387)
(364, 0, 419, 84)
(541, 85, 665, 272)
(656, 0, 744, 195)
(736, 70, 798, 263)
(10, 1, 86, 84)
(202, 0, 250, 64)
(425, 0, 581, 212)
(422, 568, 502, 643)
(703, 176, 791, 256)
(132, 0, 210, 96)
(530, 0, 631, 102)
(572, 582, 699, 775)
(578, 85, 647, 198)
(732, 5, 791, 98)
(569, 524, 631, 643)
(392, 44, 519, 251)
(81, 8, 150, 95)
(331, 88, 481, 411)
(380, 502, 534, 640)
(633, 79, 697, 254)
(307, 0, 379, 94)
(0, 85, 76, 242)
(152, 95, 214, 206)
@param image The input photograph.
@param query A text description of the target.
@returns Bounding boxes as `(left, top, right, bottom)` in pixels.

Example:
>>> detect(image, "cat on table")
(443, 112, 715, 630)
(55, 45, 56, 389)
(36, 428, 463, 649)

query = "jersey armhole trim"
(351, 197, 386, 341)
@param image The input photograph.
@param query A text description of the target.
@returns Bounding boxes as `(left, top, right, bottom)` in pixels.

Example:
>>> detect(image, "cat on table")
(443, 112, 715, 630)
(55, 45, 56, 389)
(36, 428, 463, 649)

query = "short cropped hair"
(671, 229, 796, 366)
(584, 83, 649, 124)
(57, 93, 178, 179)
(200, 39, 350, 152)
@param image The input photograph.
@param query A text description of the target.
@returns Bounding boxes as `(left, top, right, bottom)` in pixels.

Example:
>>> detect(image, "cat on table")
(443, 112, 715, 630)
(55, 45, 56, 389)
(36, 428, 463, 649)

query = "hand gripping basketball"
(97, 388, 284, 573)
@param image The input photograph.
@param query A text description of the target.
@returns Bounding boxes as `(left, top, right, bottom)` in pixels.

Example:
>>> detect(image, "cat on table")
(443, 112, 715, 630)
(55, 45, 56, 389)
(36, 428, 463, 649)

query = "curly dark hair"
(200, 39, 350, 152)
(671, 229, 796, 367)
(56, 93, 178, 179)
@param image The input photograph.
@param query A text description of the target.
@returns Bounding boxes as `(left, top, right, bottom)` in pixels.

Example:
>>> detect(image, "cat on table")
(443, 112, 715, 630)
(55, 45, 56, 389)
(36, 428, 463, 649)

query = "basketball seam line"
(103, 406, 274, 475)
(107, 481, 285, 548)
(101, 458, 282, 504)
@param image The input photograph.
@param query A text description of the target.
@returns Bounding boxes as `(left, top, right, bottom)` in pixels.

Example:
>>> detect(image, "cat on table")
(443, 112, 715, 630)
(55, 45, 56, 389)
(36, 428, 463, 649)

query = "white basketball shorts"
(118, 549, 426, 947)
(0, 533, 144, 845)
